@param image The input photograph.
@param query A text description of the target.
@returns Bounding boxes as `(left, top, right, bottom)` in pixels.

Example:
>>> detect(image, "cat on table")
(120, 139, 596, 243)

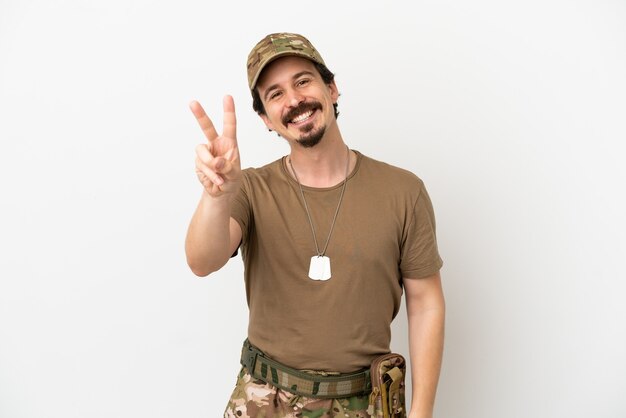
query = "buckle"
(241, 339, 259, 372)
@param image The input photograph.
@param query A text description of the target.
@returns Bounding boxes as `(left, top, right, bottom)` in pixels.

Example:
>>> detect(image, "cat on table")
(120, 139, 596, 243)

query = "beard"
(282, 101, 326, 148)
(297, 124, 326, 148)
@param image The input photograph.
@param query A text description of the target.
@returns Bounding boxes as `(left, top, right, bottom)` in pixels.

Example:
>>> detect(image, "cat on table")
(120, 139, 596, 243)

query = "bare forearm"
(403, 274, 445, 418)
(407, 306, 445, 418)
(185, 191, 234, 276)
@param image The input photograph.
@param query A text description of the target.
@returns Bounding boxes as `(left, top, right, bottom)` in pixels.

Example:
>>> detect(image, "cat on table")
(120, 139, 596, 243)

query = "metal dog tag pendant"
(308, 256, 331, 281)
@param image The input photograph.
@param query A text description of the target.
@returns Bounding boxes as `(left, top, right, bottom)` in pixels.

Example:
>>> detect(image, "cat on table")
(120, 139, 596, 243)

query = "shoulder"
(355, 151, 425, 193)
(240, 157, 285, 186)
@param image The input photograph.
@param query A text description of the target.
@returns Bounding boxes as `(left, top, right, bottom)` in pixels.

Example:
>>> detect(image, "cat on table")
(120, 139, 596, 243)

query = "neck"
(288, 124, 355, 187)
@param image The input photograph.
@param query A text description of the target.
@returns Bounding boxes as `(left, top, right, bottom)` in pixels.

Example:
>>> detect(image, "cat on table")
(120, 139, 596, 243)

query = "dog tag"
(308, 256, 331, 281)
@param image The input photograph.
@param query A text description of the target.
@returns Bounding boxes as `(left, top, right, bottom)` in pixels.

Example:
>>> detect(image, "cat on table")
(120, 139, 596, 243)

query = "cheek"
(270, 111, 284, 127)
(260, 113, 276, 130)
(266, 104, 282, 120)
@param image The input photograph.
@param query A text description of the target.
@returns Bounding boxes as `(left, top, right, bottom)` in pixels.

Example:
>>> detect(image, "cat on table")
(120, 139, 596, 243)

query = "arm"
(404, 272, 445, 418)
(185, 195, 242, 276)
(185, 96, 242, 277)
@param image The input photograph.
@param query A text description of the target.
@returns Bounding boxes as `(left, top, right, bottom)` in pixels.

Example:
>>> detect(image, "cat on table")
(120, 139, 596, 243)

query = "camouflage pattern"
(368, 355, 406, 418)
(224, 367, 372, 418)
(247, 33, 326, 90)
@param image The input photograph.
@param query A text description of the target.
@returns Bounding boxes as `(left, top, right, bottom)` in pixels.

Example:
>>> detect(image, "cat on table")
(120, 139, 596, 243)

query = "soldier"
(185, 33, 445, 418)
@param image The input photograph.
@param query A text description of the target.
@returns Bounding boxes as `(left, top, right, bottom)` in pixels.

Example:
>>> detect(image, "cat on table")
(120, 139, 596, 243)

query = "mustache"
(282, 101, 322, 125)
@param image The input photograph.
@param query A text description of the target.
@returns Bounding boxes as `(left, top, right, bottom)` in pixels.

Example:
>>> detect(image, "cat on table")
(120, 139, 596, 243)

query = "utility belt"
(240, 339, 407, 417)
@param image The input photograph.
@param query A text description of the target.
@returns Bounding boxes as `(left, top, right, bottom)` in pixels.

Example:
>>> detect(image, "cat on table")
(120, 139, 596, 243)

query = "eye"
(268, 90, 282, 101)
(296, 78, 311, 87)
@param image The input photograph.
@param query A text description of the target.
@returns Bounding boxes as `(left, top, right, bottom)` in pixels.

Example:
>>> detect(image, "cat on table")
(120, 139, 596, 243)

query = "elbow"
(185, 254, 212, 277)
(187, 259, 219, 277)
(189, 266, 213, 278)
(186, 254, 226, 278)
(185, 235, 232, 277)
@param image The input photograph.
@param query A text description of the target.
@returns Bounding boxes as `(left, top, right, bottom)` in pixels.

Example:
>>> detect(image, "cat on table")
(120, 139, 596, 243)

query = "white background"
(1, 0, 625, 417)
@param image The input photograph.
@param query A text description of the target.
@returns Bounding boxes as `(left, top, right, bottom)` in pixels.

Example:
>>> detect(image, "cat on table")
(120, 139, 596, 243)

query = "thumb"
(213, 156, 238, 176)
(224, 147, 240, 163)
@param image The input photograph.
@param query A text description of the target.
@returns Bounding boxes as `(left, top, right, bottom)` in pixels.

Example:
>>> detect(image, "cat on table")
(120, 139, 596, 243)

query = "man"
(185, 33, 445, 418)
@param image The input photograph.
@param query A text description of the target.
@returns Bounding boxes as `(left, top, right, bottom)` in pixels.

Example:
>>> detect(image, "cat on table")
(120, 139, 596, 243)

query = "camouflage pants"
(224, 367, 372, 418)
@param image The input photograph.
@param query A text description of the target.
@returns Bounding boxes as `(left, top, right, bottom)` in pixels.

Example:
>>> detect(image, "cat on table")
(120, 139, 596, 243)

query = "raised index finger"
(189, 100, 218, 142)
(222, 95, 237, 140)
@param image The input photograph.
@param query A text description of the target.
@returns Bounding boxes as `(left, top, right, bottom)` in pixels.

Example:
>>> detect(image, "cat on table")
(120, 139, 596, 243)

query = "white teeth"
(291, 110, 313, 123)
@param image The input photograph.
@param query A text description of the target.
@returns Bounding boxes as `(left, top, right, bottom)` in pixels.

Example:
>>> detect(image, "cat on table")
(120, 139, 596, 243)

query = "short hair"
(252, 62, 339, 119)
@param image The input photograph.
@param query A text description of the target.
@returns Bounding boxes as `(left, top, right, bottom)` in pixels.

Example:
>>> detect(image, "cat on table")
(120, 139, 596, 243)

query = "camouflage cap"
(247, 33, 326, 91)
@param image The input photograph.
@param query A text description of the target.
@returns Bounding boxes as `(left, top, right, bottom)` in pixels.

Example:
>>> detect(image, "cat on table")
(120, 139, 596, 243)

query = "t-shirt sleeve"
(230, 171, 252, 252)
(400, 181, 444, 279)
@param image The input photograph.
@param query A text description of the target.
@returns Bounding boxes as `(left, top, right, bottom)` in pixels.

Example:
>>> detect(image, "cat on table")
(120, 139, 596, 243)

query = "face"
(256, 56, 339, 148)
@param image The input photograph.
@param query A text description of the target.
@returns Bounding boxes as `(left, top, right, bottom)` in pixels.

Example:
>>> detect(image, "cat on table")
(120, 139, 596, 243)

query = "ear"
(260, 113, 275, 131)
(328, 80, 339, 103)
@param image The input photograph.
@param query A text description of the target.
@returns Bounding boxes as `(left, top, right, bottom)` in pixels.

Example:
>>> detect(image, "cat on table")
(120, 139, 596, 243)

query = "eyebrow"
(262, 70, 317, 101)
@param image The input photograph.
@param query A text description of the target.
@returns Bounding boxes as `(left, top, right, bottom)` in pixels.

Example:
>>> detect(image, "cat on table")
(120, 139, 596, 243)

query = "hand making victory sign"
(190, 95, 241, 198)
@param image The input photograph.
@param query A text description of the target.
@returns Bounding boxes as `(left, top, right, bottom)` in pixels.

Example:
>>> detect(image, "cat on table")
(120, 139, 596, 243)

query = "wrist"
(201, 189, 235, 205)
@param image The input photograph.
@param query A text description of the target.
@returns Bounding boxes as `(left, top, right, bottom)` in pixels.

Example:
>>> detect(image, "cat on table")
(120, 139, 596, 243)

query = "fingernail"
(216, 159, 225, 170)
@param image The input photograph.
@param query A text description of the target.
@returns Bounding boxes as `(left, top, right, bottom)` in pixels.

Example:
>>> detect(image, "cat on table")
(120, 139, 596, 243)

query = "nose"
(285, 88, 305, 108)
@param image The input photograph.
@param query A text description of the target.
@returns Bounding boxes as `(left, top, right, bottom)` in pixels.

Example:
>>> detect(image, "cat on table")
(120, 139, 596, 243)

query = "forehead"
(256, 56, 318, 91)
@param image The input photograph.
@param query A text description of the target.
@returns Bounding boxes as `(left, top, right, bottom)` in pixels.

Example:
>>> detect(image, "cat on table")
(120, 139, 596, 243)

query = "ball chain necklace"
(288, 146, 350, 281)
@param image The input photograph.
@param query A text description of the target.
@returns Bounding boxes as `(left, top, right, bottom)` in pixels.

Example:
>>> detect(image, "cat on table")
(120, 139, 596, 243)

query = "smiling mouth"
(283, 102, 322, 127)
(289, 110, 314, 125)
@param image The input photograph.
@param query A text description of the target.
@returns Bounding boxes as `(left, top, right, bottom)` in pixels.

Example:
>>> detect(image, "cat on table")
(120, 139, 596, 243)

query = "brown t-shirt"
(231, 151, 443, 373)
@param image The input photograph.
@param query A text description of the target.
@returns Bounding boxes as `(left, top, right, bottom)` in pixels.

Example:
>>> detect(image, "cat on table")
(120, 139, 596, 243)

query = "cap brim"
(249, 50, 324, 91)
